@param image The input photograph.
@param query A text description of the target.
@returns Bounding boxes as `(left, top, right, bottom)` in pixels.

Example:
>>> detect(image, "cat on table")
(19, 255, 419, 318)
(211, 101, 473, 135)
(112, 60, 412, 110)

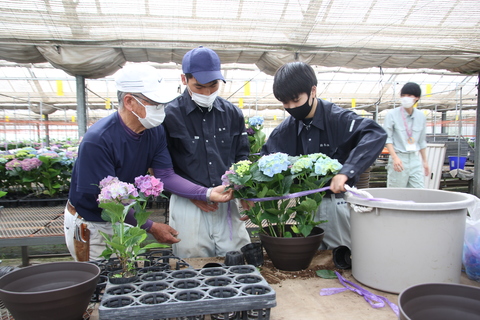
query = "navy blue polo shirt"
(163, 89, 250, 188)
(262, 98, 387, 186)
(69, 112, 173, 222)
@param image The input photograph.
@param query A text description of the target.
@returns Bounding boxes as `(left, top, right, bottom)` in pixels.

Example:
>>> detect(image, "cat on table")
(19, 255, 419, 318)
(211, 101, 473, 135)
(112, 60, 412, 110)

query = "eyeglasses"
(130, 94, 165, 110)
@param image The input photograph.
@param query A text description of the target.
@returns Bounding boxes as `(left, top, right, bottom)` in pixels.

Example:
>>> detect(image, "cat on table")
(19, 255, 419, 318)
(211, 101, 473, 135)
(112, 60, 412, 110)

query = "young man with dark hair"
(262, 61, 387, 250)
(384, 82, 430, 188)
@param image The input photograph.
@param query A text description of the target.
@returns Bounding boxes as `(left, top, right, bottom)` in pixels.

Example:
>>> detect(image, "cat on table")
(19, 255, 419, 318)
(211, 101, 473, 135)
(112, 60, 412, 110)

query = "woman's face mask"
(131, 95, 166, 129)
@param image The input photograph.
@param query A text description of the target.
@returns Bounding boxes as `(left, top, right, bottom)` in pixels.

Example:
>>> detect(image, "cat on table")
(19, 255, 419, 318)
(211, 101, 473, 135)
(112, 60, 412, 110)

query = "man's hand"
(423, 162, 430, 176)
(148, 222, 180, 244)
(240, 199, 254, 210)
(210, 185, 234, 202)
(392, 156, 404, 172)
(190, 199, 219, 212)
(330, 174, 349, 193)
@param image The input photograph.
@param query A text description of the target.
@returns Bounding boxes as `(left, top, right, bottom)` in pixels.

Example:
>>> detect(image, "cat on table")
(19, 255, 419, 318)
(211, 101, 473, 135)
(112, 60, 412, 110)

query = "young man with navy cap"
(163, 46, 251, 258)
(384, 82, 430, 188)
(65, 63, 234, 262)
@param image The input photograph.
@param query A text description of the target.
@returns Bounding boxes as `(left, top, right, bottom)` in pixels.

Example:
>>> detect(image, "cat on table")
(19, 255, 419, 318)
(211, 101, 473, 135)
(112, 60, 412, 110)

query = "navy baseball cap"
(182, 46, 226, 84)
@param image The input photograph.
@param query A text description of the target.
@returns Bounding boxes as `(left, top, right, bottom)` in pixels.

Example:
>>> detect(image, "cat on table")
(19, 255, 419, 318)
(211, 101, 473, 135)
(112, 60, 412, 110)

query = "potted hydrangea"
(222, 152, 342, 270)
(97, 175, 169, 282)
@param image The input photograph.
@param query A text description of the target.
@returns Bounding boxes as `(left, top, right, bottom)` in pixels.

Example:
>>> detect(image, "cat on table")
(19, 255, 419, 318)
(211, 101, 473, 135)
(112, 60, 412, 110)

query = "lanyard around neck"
(400, 107, 415, 144)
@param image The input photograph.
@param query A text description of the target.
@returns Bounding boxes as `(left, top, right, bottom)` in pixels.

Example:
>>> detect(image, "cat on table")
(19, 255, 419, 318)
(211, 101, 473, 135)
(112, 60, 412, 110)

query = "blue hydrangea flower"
(248, 116, 264, 127)
(314, 158, 343, 176)
(258, 152, 291, 177)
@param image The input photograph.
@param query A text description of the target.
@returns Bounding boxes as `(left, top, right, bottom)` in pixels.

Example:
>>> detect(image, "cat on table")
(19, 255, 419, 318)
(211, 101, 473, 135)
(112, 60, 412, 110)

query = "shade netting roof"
(0, 0, 479, 115)
(1, 0, 479, 79)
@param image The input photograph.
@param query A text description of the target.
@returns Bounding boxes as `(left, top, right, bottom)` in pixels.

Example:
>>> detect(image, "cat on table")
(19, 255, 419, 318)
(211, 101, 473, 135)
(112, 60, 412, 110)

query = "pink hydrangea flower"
(98, 179, 138, 205)
(221, 170, 243, 190)
(21, 158, 43, 171)
(5, 159, 22, 171)
(99, 175, 120, 188)
(135, 175, 164, 197)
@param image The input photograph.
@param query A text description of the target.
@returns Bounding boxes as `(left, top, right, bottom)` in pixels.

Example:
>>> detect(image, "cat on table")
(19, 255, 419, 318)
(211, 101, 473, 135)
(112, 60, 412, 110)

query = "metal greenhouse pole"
(473, 72, 480, 197)
(76, 75, 87, 138)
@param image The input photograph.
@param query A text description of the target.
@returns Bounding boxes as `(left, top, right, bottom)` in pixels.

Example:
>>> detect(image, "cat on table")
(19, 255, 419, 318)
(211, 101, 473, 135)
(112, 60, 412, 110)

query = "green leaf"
(316, 270, 338, 279)
(100, 202, 127, 224)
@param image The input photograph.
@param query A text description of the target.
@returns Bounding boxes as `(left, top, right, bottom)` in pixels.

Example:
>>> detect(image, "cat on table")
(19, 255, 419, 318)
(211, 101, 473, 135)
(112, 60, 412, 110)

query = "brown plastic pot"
(399, 283, 480, 320)
(259, 225, 324, 271)
(0, 261, 100, 320)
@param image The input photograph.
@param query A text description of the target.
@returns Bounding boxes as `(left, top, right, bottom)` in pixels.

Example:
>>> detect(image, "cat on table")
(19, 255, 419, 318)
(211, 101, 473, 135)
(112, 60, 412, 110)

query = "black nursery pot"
(259, 225, 324, 271)
(332, 246, 352, 269)
(241, 242, 264, 267)
(224, 251, 245, 266)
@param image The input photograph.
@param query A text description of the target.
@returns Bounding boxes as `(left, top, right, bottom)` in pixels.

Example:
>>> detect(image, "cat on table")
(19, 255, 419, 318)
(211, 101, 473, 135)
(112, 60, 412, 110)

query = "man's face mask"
(285, 93, 313, 120)
(131, 95, 166, 129)
(189, 88, 218, 111)
(400, 96, 416, 109)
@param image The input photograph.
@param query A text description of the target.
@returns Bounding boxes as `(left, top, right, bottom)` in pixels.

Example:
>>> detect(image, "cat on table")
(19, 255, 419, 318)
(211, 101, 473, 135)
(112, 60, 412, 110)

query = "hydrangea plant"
(97, 175, 168, 278)
(222, 152, 342, 237)
(245, 116, 266, 162)
(0, 145, 78, 197)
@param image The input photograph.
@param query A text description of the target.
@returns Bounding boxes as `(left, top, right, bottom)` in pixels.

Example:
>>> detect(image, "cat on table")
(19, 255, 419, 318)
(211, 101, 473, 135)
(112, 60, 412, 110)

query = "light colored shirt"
(384, 107, 427, 153)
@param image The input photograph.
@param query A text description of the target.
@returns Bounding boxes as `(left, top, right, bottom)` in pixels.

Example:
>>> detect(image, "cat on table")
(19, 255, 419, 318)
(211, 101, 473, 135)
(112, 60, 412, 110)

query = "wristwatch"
(206, 187, 215, 204)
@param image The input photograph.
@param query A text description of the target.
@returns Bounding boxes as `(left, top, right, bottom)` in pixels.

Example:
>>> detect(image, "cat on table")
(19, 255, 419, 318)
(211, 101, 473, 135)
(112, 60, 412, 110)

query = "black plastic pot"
(224, 251, 245, 266)
(259, 225, 324, 271)
(332, 246, 351, 269)
(108, 272, 139, 285)
(0, 261, 100, 320)
(241, 242, 264, 267)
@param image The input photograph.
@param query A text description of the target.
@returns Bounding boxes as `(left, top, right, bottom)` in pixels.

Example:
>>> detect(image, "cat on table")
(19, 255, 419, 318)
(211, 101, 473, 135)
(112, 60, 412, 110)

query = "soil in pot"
(259, 225, 324, 271)
(108, 270, 139, 284)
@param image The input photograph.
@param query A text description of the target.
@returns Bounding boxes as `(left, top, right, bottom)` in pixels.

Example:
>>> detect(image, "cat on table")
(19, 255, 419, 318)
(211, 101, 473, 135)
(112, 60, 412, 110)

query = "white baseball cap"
(115, 64, 178, 104)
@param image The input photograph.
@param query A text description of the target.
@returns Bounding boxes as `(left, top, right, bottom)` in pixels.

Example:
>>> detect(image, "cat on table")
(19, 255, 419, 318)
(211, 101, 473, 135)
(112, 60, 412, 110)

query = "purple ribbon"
(227, 201, 233, 240)
(245, 186, 331, 202)
(320, 272, 399, 316)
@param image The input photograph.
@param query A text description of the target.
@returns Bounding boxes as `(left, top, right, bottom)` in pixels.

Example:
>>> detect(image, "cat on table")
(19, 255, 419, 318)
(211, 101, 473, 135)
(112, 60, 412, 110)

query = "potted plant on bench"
(97, 175, 169, 283)
(222, 152, 342, 271)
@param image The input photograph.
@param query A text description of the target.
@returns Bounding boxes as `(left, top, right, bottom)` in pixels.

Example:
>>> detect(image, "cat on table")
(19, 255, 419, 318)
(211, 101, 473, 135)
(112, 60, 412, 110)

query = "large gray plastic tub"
(346, 188, 473, 294)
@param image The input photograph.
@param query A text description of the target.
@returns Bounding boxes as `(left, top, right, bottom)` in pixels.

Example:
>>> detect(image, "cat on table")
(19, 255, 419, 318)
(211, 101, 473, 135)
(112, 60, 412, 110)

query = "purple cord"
(320, 271, 399, 316)
(227, 201, 232, 240)
(245, 186, 331, 202)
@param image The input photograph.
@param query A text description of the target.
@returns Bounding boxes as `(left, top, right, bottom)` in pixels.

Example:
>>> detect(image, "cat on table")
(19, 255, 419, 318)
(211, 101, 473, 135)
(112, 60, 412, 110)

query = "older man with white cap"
(163, 46, 251, 258)
(64, 63, 234, 262)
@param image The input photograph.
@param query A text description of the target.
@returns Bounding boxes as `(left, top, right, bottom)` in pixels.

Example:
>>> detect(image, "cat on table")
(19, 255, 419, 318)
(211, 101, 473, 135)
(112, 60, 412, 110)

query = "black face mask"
(285, 94, 313, 120)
